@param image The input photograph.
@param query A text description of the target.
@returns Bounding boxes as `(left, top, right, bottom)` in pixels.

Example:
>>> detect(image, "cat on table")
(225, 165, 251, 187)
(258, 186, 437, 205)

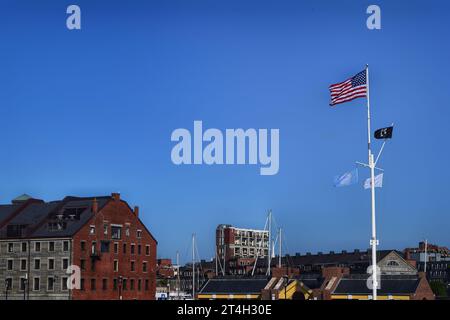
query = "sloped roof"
(0, 196, 110, 239)
(199, 278, 270, 294)
(332, 275, 420, 295)
(283, 250, 400, 267)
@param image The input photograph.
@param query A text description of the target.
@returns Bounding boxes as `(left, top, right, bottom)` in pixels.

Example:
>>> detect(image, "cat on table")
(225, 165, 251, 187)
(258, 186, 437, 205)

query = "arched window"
(387, 260, 400, 266)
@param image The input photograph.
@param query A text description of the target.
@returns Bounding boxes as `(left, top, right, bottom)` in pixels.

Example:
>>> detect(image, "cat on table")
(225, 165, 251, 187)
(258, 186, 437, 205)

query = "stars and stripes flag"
(329, 70, 367, 106)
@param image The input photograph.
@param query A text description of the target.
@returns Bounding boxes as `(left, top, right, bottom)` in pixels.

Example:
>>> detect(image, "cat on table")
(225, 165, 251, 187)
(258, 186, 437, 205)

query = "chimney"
(134, 206, 139, 217)
(92, 198, 98, 214)
(111, 192, 120, 201)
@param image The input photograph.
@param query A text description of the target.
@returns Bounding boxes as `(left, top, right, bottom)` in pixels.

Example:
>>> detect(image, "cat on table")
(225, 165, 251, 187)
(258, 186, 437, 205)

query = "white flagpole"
(366, 64, 378, 300)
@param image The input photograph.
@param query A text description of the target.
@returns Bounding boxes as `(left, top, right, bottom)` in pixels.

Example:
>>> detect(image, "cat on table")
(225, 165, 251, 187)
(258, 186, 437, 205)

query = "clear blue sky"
(1, 0, 449, 263)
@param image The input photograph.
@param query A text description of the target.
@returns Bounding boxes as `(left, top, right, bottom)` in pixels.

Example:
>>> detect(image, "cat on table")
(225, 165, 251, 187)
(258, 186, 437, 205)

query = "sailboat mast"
(192, 233, 195, 299)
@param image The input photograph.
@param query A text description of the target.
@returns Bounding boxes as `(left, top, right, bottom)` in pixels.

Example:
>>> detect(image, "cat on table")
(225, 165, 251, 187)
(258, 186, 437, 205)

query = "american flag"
(329, 70, 367, 106)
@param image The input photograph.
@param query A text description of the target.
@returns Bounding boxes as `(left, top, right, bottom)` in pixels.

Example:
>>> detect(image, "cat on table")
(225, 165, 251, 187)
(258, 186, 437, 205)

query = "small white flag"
(364, 173, 383, 189)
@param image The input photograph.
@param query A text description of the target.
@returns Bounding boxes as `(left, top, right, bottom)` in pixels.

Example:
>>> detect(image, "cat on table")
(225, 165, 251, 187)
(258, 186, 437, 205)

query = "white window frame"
(33, 277, 41, 292)
(20, 258, 27, 271)
(7, 258, 13, 271)
(48, 257, 55, 270)
(48, 241, 55, 252)
(47, 276, 55, 292)
(63, 240, 69, 252)
(62, 258, 69, 271)
(34, 258, 41, 270)
(61, 277, 68, 291)
(113, 259, 119, 272)
(142, 261, 148, 273)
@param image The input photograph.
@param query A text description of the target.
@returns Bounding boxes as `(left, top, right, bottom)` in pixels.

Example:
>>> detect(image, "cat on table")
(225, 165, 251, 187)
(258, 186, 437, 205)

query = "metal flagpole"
(366, 64, 378, 300)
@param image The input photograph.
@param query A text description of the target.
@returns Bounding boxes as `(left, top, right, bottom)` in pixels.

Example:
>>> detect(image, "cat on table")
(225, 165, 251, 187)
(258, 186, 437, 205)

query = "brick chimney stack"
(92, 198, 98, 214)
(111, 192, 120, 201)
(134, 206, 139, 218)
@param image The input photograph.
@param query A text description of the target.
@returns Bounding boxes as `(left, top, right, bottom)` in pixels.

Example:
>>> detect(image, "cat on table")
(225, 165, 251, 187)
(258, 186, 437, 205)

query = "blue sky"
(1, 0, 449, 263)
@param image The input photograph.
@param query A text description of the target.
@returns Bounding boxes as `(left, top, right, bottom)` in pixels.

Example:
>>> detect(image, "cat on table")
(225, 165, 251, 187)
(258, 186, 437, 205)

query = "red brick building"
(71, 193, 157, 300)
(0, 193, 157, 300)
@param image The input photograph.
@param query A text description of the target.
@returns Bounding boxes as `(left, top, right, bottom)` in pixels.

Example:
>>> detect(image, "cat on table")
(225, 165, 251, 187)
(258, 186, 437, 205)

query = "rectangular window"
(91, 259, 96, 272)
(35, 242, 41, 252)
(81, 241, 86, 251)
(80, 259, 86, 271)
(103, 223, 108, 235)
(21, 242, 27, 252)
(5, 278, 12, 291)
(49, 241, 55, 252)
(138, 279, 142, 291)
(145, 245, 150, 256)
(114, 260, 119, 272)
(123, 243, 127, 254)
(130, 279, 135, 290)
(145, 279, 149, 291)
(80, 278, 85, 291)
(100, 241, 110, 253)
(111, 226, 122, 240)
(138, 244, 142, 255)
(20, 259, 27, 271)
(137, 230, 142, 238)
(91, 241, 97, 254)
(63, 241, 69, 251)
(91, 279, 96, 291)
(8, 243, 13, 253)
(47, 277, 54, 291)
(48, 258, 55, 270)
(20, 278, 26, 291)
(122, 278, 127, 291)
(131, 244, 135, 255)
(90, 225, 95, 235)
(62, 277, 68, 291)
(113, 279, 118, 291)
(114, 243, 119, 254)
(131, 261, 135, 272)
(143, 261, 148, 273)
(102, 279, 108, 290)
(34, 259, 41, 270)
(62, 258, 69, 270)
(33, 278, 40, 291)
(7, 259, 13, 271)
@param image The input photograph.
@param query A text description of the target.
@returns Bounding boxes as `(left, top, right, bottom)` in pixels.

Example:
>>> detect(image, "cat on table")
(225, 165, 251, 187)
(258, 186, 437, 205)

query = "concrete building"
(216, 224, 269, 275)
(0, 193, 157, 300)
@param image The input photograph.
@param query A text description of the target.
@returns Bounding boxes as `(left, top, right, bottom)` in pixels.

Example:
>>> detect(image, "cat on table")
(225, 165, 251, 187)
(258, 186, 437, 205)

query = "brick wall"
(71, 196, 157, 300)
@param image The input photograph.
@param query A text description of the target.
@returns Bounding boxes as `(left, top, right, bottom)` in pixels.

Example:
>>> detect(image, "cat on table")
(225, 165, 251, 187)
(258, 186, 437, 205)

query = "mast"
(192, 233, 195, 299)
(176, 250, 180, 299)
(278, 228, 282, 268)
(266, 210, 272, 276)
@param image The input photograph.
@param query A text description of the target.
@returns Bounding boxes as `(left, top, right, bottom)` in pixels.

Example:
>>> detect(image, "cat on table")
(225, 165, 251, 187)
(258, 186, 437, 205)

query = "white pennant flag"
(364, 173, 383, 189)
